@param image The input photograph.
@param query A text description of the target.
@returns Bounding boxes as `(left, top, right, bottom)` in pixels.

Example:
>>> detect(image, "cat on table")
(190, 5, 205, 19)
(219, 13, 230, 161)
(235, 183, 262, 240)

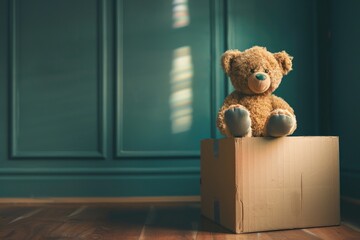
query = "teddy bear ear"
(273, 51, 293, 75)
(221, 49, 241, 75)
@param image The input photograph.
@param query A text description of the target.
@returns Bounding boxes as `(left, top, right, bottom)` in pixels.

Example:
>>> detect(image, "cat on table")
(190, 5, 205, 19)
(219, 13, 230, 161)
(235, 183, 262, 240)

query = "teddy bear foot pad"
(224, 107, 251, 137)
(266, 114, 295, 137)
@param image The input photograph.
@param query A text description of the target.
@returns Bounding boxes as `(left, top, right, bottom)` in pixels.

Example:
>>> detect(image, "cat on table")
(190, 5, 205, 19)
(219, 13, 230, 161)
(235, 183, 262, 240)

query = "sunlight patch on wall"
(169, 46, 193, 134)
(172, 0, 190, 28)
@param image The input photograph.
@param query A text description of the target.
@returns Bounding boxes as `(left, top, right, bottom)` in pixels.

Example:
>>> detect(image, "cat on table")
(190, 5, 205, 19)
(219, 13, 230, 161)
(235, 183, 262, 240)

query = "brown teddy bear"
(217, 46, 297, 137)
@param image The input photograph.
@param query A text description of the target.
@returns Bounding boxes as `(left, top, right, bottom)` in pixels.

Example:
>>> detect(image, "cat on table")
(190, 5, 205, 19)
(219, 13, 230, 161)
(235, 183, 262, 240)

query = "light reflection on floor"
(169, 46, 193, 134)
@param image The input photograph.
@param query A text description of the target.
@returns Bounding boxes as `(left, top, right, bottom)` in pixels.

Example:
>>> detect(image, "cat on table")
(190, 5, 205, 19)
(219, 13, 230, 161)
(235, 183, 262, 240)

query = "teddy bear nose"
(255, 73, 267, 81)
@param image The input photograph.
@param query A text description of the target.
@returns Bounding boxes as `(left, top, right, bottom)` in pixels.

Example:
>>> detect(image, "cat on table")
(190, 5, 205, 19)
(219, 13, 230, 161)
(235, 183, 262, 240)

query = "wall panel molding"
(0, 167, 200, 176)
(210, 0, 227, 139)
(0, 196, 201, 204)
(115, 0, 194, 159)
(114, 0, 222, 159)
(9, 0, 108, 159)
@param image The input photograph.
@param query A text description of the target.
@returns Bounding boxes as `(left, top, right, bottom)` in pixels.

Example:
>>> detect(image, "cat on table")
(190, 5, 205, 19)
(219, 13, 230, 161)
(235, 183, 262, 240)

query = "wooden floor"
(0, 202, 360, 240)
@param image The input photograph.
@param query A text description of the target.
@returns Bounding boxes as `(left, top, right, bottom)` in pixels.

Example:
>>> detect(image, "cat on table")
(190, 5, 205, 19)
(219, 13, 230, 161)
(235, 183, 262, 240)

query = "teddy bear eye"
(265, 69, 269, 73)
(250, 69, 255, 73)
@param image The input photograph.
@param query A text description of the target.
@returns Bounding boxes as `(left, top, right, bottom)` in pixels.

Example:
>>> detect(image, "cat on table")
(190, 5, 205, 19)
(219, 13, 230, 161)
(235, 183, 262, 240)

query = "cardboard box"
(201, 137, 340, 233)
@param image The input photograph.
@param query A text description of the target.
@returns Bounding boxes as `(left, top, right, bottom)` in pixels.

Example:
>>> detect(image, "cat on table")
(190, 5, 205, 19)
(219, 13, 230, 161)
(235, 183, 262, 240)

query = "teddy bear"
(217, 46, 297, 137)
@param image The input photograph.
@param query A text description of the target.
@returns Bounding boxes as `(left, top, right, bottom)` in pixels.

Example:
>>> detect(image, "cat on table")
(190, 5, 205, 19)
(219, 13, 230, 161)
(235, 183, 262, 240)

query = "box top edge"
(201, 136, 339, 141)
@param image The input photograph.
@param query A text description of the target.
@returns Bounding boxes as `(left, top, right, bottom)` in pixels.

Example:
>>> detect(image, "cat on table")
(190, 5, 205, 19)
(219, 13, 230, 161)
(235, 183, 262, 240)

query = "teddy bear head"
(221, 46, 293, 95)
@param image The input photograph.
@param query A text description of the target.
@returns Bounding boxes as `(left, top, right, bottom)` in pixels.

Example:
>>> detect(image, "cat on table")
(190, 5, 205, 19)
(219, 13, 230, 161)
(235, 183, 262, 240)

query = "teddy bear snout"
(248, 72, 271, 94)
(255, 73, 267, 81)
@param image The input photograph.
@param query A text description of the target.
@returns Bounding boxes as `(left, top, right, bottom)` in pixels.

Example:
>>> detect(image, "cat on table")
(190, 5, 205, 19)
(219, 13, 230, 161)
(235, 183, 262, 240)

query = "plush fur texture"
(217, 46, 297, 137)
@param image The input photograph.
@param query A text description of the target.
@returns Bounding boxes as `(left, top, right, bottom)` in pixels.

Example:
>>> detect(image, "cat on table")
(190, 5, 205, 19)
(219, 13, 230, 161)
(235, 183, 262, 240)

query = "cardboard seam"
(235, 139, 244, 233)
(239, 198, 244, 232)
(300, 172, 303, 216)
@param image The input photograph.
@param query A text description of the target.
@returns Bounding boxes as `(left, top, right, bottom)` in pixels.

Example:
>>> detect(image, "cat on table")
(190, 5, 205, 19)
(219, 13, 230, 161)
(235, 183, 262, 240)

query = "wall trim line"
(0, 167, 200, 175)
(0, 196, 201, 204)
(341, 196, 360, 205)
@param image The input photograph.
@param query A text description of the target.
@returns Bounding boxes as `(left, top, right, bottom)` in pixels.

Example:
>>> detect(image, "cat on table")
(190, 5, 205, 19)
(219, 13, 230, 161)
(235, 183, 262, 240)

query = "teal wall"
(0, 0, 222, 197)
(0, 0, 356, 198)
(330, 0, 360, 200)
(227, 0, 320, 136)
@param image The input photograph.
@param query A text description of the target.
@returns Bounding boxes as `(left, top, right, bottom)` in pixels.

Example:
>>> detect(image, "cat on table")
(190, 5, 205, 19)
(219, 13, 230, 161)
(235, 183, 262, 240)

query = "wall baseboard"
(341, 196, 360, 205)
(0, 196, 201, 204)
(0, 174, 200, 197)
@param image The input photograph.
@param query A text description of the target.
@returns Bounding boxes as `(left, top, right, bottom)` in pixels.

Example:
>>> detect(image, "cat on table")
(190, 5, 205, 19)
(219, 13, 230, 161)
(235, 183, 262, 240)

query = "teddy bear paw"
(224, 106, 252, 137)
(266, 109, 296, 137)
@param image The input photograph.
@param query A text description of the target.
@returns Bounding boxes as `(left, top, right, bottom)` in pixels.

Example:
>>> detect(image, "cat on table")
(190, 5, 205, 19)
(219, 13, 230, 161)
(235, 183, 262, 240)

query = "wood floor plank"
(0, 206, 41, 226)
(196, 217, 233, 240)
(0, 206, 65, 240)
(196, 217, 307, 240)
(303, 225, 360, 240)
(263, 229, 321, 240)
(197, 230, 273, 240)
(48, 204, 149, 240)
(0, 204, 83, 240)
(139, 203, 201, 240)
(0, 202, 359, 239)
(2, 219, 66, 240)
(86, 205, 149, 240)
